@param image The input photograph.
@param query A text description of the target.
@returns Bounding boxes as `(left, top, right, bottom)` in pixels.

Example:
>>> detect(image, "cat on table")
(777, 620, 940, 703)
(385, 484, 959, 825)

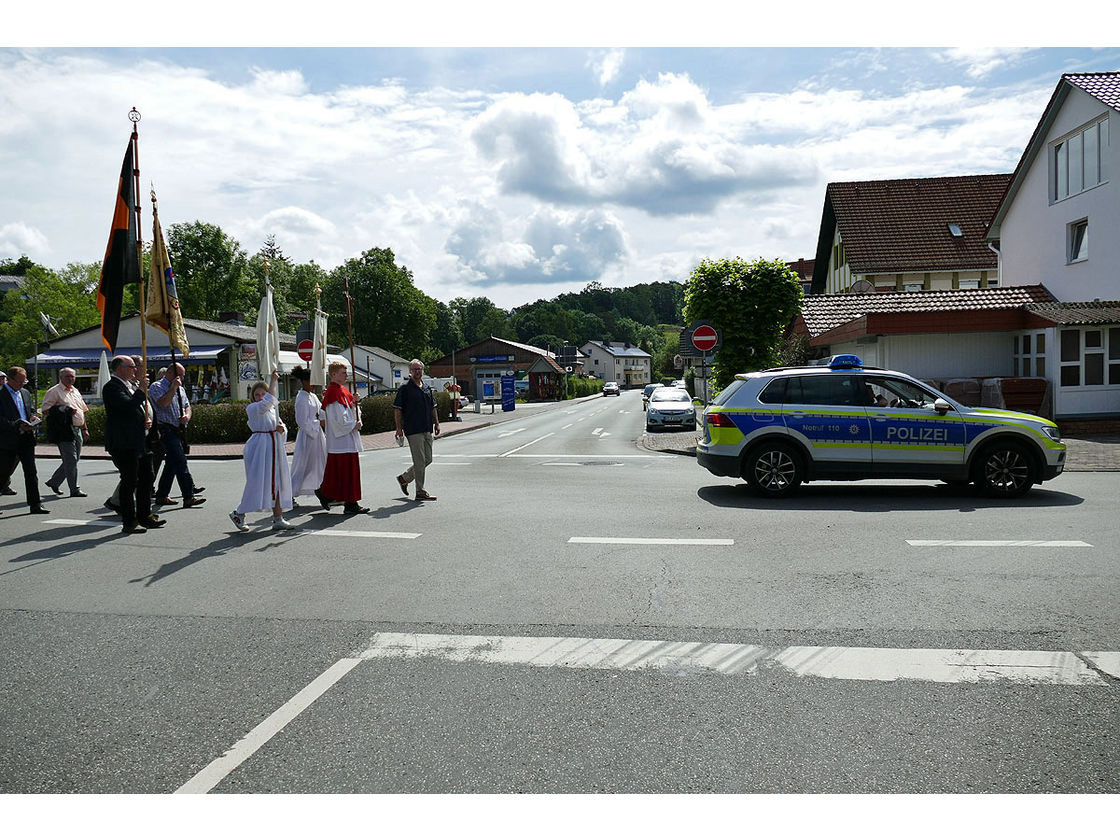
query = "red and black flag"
(96, 136, 140, 351)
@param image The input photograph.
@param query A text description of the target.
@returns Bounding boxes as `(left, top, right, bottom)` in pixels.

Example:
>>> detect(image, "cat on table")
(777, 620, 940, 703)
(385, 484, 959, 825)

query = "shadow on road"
(697, 482, 1085, 513)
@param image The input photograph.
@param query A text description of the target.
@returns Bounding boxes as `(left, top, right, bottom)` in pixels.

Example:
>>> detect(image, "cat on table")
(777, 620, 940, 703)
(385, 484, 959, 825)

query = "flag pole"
(129, 106, 148, 391)
(344, 275, 357, 394)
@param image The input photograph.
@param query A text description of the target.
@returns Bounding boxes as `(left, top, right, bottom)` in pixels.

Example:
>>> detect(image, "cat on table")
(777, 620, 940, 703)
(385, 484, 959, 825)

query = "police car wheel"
(743, 442, 803, 497)
(975, 441, 1035, 498)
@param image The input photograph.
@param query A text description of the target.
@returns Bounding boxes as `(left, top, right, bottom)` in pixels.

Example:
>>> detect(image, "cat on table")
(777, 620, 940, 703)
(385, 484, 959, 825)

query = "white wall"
(831, 332, 1014, 379)
(999, 89, 1118, 301)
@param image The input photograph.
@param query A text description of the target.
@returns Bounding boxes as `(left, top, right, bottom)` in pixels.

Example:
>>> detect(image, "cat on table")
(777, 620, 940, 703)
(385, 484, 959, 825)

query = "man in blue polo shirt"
(148, 362, 205, 508)
(393, 359, 441, 501)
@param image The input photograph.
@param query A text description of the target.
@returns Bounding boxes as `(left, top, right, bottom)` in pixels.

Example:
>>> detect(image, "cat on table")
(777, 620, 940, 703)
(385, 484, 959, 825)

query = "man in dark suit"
(103, 355, 163, 534)
(0, 366, 49, 514)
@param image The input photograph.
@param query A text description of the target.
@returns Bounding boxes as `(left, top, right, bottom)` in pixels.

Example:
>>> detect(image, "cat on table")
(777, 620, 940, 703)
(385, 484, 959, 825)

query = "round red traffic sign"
(297, 339, 314, 361)
(691, 325, 719, 352)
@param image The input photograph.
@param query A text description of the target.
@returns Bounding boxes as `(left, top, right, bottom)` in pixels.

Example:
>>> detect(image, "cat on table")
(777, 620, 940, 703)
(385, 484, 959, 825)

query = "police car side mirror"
(933, 398, 952, 416)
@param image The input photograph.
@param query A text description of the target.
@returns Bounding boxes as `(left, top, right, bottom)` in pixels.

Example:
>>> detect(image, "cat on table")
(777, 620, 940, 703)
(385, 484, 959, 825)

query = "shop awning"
(276, 350, 381, 384)
(26, 345, 229, 369)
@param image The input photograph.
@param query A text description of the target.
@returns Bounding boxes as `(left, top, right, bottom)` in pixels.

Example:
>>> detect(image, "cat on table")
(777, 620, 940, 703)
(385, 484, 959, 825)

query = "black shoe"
(30, 506, 50, 515)
(45, 482, 61, 495)
(343, 502, 370, 514)
(105, 498, 121, 512)
(70, 490, 88, 498)
(121, 522, 147, 534)
(192, 486, 206, 494)
(315, 489, 332, 511)
(2, 487, 17, 495)
(183, 496, 206, 508)
(154, 497, 177, 507)
(140, 516, 165, 528)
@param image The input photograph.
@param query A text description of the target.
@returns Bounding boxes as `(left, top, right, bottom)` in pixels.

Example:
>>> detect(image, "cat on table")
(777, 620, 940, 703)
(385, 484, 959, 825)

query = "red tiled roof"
(798, 285, 1056, 337)
(824, 174, 1011, 275)
(1064, 72, 1120, 111)
(1027, 300, 1120, 326)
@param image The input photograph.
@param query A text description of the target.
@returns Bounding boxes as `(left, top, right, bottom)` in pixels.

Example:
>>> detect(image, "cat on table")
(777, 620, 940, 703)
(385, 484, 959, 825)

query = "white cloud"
(0, 222, 49, 260)
(589, 49, 626, 87)
(446, 202, 628, 289)
(935, 47, 1032, 79)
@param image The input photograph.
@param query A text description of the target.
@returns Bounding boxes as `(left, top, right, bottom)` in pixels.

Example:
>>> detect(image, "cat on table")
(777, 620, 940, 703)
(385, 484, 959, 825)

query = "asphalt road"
(1, 388, 1116, 801)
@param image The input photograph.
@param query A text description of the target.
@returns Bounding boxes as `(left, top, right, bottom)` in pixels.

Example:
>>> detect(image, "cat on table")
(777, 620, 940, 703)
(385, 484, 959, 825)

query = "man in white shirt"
(40, 367, 90, 497)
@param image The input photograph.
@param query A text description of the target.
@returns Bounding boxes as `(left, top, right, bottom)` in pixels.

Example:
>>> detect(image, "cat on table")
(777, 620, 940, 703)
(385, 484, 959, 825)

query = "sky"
(2, 4, 1118, 311)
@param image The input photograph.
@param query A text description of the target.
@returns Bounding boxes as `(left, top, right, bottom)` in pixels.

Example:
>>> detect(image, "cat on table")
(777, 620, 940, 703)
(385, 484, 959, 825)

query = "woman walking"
(316, 361, 369, 514)
(288, 366, 326, 507)
(229, 371, 295, 532)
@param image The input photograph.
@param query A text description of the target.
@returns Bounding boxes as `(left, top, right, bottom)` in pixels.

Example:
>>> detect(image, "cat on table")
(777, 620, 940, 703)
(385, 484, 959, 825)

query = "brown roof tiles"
(798, 285, 1056, 337)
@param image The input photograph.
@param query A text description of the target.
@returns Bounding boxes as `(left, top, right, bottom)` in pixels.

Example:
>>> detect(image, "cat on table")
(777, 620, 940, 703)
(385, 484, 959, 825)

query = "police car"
(696, 355, 1065, 498)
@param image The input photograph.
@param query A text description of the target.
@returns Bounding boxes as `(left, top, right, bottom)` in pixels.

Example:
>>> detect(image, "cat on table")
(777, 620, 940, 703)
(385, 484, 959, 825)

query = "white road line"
(561, 423, 573, 429)
(44, 519, 118, 527)
(176, 657, 363, 794)
(498, 433, 553, 457)
(357, 632, 1112, 686)
(497, 428, 527, 438)
(504, 453, 668, 459)
(543, 462, 581, 467)
(1082, 652, 1120, 679)
(569, 536, 734, 546)
(907, 540, 1093, 547)
(592, 427, 603, 435)
(309, 530, 421, 539)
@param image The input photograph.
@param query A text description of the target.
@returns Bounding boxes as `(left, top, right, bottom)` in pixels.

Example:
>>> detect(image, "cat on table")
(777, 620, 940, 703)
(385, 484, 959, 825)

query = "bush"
(85, 388, 456, 444)
(566, 377, 602, 399)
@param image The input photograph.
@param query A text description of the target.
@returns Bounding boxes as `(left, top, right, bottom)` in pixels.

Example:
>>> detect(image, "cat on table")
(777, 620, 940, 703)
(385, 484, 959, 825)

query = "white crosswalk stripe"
(357, 632, 1116, 686)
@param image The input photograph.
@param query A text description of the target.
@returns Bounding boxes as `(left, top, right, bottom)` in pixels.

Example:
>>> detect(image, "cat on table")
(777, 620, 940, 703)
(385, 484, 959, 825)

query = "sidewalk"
(35, 397, 1120, 470)
(640, 430, 1120, 471)
(33, 398, 591, 461)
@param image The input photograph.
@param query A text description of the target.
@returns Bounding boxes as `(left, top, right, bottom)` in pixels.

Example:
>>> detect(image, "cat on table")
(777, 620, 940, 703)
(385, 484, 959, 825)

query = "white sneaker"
(229, 510, 248, 532)
(272, 517, 296, 531)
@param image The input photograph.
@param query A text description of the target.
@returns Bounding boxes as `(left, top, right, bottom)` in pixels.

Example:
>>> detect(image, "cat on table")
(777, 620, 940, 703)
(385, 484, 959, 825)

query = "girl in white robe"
(229, 371, 295, 531)
(288, 367, 326, 503)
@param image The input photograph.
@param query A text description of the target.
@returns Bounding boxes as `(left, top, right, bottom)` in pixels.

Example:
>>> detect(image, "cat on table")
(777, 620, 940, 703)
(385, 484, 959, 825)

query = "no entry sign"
(297, 339, 314, 361)
(691, 324, 720, 353)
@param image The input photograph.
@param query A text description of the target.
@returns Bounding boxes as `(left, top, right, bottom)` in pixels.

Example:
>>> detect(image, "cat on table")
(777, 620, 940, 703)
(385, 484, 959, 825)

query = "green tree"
(0, 265, 100, 372)
(324, 247, 437, 361)
(450, 296, 512, 344)
(168, 221, 254, 321)
(0, 255, 40, 276)
(682, 257, 803, 391)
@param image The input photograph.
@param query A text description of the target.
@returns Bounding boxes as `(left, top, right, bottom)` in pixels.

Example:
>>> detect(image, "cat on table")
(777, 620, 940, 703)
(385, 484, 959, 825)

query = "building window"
(1053, 116, 1109, 201)
(1059, 327, 1119, 388)
(1014, 332, 1046, 377)
(1068, 219, 1088, 263)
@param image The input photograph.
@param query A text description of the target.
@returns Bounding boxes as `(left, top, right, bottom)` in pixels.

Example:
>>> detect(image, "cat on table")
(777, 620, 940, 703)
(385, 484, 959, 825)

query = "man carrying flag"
(96, 135, 139, 352)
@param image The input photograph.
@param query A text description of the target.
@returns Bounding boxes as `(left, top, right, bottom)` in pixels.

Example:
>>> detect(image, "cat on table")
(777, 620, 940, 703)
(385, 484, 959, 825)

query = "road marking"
(309, 530, 421, 539)
(569, 536, 734, 546)
(561, 423, 573, 429)
(357, 633, 1112, 686)
(498, 433, 553, 457)
(497, 427, 527, 438)
(592, 427, 603, 435)
(1082, 652, 1120, 679)
(906, 540, 1093, 547)
(503, 453, 669, 459)
(44, 518, 118, 527)
(176, 657, 363, 794)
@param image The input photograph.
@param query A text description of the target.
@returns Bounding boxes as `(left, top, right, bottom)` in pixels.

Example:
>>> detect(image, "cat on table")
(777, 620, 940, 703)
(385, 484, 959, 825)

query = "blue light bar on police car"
(828, 354, 863, 369)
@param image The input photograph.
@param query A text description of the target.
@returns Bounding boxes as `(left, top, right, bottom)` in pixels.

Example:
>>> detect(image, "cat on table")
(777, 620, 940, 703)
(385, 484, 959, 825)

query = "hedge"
(83, 389, 455, 445)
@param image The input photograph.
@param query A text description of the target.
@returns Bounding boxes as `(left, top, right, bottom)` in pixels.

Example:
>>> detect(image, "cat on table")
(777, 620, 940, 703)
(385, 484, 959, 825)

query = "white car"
(603, 381, 621, 396)
(645, 387, 697, 431)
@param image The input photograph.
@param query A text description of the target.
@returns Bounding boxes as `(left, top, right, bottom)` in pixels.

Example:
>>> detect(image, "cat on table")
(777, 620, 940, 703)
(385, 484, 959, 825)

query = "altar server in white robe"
(288, 365, 326, 504)
(229, 371, 295, 532)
